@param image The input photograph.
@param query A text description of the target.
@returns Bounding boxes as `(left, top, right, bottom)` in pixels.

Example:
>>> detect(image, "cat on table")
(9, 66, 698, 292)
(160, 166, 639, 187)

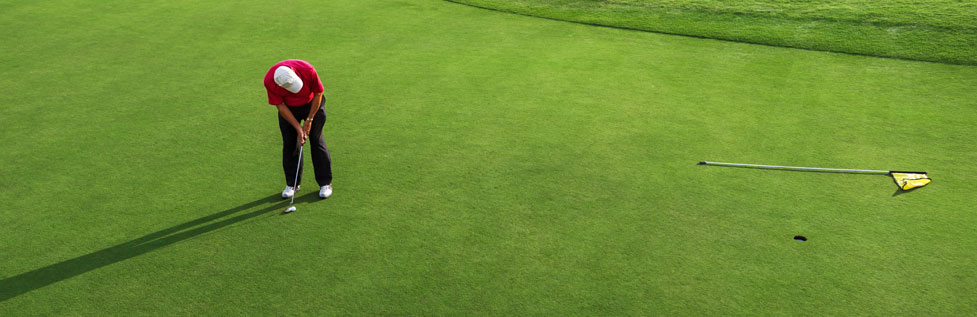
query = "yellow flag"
(890, 172, 931, 190)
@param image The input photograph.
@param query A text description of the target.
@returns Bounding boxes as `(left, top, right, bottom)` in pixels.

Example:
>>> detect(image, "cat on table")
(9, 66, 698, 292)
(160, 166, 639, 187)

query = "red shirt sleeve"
(299, 64, 324, 94)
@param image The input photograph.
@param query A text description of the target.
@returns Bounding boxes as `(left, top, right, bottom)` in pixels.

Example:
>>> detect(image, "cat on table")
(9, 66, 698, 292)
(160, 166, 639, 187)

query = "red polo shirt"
(264, 60, 324, 106)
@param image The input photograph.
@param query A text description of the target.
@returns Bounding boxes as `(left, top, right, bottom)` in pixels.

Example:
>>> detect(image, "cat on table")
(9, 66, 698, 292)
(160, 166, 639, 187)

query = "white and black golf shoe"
(282, 185, 300, 199)
(319, 184, 333, 199)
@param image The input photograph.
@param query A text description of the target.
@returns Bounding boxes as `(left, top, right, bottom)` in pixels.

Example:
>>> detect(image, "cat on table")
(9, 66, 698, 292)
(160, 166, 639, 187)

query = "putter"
(284, 144, 304, 213)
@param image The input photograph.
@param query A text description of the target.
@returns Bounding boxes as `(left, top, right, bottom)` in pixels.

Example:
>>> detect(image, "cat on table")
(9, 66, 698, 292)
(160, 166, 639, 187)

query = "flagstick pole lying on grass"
(697, 161, 932, 190)
(698, 161, 890, 174)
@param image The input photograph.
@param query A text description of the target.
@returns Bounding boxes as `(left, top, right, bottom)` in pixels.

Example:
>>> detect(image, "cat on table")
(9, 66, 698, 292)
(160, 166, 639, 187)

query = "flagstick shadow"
(701, 165, 921, 195)
(0, 193, 289, 302)
(892, 188, 918, 197)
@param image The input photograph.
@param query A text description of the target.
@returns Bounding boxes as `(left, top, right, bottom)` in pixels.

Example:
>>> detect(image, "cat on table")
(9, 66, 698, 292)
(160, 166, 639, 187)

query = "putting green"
(1, 0, 975, 314)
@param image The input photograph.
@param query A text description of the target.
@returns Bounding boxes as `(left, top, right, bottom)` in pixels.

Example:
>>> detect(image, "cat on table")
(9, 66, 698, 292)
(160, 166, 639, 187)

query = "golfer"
(264, 59, 333, 199)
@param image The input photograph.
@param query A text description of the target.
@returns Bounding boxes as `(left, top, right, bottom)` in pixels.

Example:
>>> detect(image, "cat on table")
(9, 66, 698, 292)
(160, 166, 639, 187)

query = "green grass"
(2, 0, 977, 314)
(447, 0, 977, 65)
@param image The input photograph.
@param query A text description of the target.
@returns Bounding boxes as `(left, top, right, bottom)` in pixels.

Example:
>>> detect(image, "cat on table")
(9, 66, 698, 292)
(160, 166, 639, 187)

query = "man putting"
(264, 59, 333, 199)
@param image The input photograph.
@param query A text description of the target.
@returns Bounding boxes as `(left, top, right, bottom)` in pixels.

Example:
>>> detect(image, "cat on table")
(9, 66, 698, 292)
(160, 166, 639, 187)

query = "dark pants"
(279, 98, 332, 187)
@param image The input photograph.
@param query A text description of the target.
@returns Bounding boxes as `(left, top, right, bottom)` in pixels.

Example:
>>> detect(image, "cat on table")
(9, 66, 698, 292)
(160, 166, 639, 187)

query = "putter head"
(285, 206, 296, 213)
(698, 161, 706, 165)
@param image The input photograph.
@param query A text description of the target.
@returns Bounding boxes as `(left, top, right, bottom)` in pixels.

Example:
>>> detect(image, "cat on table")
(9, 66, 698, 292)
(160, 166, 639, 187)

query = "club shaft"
(290, 145, 303, 205)
(699, 161, 889, 174)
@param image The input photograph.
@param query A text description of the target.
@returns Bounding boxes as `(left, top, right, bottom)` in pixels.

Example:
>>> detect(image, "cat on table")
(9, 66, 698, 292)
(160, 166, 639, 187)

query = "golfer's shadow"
(0, 194, 288, 302)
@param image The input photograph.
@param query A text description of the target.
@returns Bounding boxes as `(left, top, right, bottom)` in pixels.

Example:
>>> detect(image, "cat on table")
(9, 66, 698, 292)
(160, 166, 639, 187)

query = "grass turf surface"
(448, 0, 977, 65)
(2, 0, 976, 314)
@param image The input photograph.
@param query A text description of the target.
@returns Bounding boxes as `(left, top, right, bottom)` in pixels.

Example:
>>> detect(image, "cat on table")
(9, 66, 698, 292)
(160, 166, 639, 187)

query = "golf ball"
(285, 206, 296, 213)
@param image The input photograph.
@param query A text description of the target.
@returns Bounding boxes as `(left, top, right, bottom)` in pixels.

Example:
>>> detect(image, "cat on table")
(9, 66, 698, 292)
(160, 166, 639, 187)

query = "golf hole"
(793, 235, 807, 242)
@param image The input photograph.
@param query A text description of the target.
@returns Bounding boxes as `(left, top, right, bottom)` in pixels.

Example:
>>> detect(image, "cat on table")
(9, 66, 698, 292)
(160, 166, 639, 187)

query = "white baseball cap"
(273, 66, 303, 94)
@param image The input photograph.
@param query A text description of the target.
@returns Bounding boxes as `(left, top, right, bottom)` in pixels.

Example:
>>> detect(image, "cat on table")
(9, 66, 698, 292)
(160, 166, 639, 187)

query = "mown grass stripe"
(445, 0, 977, 65)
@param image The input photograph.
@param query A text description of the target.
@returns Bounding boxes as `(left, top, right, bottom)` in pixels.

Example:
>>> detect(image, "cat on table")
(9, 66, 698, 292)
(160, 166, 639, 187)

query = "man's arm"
(302, 92, 324, 135)
(276, 103, 308, 145)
